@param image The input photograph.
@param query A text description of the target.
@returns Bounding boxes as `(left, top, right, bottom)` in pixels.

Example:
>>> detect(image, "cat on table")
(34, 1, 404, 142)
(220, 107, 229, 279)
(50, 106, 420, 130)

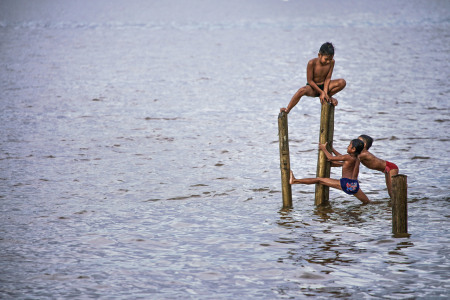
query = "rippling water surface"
(1, 0, 449, 298)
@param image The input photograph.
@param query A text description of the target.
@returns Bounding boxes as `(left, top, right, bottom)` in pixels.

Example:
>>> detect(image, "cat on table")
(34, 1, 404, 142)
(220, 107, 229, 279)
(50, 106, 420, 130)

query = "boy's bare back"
(358, 150, 386, 172)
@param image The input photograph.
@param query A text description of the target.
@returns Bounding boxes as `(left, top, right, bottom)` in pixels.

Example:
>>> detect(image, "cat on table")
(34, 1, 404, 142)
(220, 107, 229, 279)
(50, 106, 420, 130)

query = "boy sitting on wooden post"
(280, 42, 346, 114)
(290, 139, 370, 204)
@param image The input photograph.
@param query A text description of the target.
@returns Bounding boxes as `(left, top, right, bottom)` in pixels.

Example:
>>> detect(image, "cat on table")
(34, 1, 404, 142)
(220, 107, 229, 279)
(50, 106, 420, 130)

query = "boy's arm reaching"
(331, 161, 344, 167)
(331, 146, 341, 156)
(319, 142, 349, 162)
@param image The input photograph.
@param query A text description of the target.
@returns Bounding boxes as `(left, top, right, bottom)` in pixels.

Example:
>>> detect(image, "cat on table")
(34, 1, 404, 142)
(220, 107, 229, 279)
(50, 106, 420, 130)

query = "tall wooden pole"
(315, 103, 335, 206)
(278, 111, 292, 208)
(392, 174, 408, 236)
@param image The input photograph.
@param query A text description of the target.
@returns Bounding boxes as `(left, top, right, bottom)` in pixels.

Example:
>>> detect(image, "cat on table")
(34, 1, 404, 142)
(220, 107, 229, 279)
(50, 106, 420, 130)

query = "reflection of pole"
(392, 174, 408, 236)
(315, 103, 335, 206)
(278, 111, 292, 209)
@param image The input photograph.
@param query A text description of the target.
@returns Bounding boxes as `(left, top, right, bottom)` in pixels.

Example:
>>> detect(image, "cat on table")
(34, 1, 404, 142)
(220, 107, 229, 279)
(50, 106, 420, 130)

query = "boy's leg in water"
(353, 189, 370, 204)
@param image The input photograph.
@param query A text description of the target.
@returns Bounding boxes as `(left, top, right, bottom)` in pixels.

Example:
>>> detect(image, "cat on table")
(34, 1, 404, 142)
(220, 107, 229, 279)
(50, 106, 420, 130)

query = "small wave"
(411, 156, 430, 160)
(144, 117, 181, 121)
(168, 194, 201, 200)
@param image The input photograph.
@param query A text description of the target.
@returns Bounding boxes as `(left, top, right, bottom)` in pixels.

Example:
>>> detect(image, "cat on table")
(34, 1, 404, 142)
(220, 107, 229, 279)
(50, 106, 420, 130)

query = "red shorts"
(384, 161, 399, 173)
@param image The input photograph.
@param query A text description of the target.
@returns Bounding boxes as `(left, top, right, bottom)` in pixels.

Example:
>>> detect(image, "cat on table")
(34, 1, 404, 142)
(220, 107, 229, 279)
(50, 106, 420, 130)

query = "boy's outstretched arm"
(319, 142, 349, 162)
(331, 146, 342, 156)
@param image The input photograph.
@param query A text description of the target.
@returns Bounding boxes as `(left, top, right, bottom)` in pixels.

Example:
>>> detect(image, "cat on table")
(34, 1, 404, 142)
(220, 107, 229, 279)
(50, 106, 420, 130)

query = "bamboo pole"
(278, 111, 292, 208)
(392, 174, 408, 236)
(314, 103, 334, 206)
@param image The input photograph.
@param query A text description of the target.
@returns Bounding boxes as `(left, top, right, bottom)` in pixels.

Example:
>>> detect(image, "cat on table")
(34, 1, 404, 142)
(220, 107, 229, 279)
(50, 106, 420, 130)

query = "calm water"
(1, 0, 449, 299)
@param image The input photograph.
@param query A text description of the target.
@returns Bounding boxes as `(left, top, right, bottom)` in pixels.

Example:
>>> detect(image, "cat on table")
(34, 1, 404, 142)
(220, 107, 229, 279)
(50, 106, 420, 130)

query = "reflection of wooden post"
(278, 112, 292, 208)
(392, 175, 408, 236)
(315, 103, 335, 206)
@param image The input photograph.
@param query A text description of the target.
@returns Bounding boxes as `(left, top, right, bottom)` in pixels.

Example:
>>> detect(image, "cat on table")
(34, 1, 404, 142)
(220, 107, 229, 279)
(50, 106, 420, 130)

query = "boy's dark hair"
(359, 135, 373, 150)
(319, 42, 334, 56)
(351, 139, 364, 155)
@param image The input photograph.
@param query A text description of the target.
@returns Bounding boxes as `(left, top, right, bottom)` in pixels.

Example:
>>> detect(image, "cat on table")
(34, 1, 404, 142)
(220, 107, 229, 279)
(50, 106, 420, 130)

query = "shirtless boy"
(280, 42, 346, 114)
(358, 135, 399, 199)
(290, 139, 370, 204)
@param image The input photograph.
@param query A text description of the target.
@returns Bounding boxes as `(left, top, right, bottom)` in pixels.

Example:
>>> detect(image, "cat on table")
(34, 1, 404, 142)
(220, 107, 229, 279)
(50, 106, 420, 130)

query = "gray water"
(1, 0, 449, 299)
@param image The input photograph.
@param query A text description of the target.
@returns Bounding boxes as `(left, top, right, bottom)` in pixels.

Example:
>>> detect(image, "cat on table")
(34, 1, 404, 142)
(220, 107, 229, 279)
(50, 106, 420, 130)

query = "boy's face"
(318, 54, 333, 66)
(347, 142, 355, 154)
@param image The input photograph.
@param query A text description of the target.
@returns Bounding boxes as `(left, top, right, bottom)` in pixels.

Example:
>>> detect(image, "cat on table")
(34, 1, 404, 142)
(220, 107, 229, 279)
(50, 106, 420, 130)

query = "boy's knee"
(340, 79, 346, 88)
(295, 87, 307, 97)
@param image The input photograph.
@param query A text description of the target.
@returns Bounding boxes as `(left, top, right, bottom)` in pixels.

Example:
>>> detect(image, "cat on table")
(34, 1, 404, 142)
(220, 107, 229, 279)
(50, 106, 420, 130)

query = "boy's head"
(349, 139, 364, 155)
(358, 135, 373, 150)
(319, 42, 335, 56)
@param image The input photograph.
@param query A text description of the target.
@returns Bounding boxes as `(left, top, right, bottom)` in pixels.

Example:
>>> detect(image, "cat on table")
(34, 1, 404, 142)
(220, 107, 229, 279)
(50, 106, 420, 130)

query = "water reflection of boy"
(280, 42, 346, 114)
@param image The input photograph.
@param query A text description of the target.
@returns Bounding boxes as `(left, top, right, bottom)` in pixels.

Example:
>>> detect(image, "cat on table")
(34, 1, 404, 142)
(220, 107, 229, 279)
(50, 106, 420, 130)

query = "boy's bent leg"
(385, 169, 399, 199)
(354, 189, 370, 204)
(328, 79, 346, 106)
(328, 79, 346, 96)
(281, 85, 316, 113)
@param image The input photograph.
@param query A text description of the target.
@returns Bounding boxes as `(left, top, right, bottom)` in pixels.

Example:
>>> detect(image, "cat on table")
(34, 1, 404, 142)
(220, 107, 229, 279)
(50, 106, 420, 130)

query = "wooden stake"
(392, 174, 408, 236)
(278, 111, 292, 208)
(315, 103, 335, 206)
(325, 105, 335, 178)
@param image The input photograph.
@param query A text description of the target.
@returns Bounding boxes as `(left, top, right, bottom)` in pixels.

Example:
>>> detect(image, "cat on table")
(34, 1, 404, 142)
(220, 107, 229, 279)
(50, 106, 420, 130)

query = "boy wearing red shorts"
(358, 135, 399, 199)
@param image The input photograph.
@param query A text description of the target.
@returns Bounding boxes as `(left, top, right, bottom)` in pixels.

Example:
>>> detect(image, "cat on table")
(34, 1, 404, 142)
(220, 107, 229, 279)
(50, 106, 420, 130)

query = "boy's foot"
(289, 170, 295, 184)
(331, 97, 338, 106)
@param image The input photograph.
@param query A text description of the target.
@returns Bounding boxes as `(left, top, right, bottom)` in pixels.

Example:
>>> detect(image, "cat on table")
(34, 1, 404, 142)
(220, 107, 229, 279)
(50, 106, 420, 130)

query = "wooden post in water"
(278, 111, 292, 208)
(392, 174, 408, 236)
(314, 103, 335, 206)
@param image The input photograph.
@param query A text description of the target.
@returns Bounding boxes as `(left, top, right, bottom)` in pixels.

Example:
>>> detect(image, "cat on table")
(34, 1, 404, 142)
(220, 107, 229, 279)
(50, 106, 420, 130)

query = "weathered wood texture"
(315, 103, 335, 206)
(392, 174, 408, 235)
(278, 112, 292, 208)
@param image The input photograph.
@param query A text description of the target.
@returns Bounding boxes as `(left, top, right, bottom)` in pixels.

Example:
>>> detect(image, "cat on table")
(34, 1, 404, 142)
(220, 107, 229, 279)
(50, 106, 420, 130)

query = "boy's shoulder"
(342, 153, 354, 161)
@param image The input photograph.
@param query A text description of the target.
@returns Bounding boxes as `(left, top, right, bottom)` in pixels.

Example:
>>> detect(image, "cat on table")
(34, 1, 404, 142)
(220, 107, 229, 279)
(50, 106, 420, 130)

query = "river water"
(0, 0, 449, 299)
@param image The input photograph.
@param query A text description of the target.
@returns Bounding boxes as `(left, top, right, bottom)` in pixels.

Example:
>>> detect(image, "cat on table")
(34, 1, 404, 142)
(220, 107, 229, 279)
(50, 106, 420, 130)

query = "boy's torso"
(310, 58, 334, 84)
(341, 155, 357, 179)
